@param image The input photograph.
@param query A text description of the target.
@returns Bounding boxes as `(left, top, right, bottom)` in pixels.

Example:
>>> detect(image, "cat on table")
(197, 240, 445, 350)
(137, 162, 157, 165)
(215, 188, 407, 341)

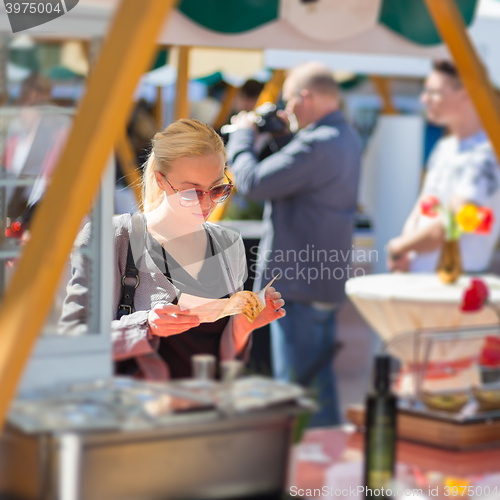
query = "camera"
(253, 103, 289, 134)
(221, 102, 289, 136)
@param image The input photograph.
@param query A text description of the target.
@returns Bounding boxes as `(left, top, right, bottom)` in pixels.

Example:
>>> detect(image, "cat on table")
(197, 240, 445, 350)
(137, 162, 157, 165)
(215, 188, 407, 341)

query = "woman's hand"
(148, 304, 201, 338)
(232, 287, 286, 353)
(251, 287, 286, 330)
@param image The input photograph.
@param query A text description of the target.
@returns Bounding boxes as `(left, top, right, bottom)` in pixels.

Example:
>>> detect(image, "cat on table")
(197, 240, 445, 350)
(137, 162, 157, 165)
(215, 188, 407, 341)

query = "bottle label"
(366, 417, 395, 492)
(367, 470, 393, 492)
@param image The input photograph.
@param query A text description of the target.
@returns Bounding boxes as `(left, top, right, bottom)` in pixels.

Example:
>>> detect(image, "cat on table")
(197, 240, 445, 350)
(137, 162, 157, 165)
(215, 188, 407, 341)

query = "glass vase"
(436, 239, 462, 284)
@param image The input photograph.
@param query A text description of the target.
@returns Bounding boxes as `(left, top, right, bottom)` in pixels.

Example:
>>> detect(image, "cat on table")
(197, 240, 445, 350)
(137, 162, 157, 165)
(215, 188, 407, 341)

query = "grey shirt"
(226, 110, 362, 304)
(59, 213, 248, 380)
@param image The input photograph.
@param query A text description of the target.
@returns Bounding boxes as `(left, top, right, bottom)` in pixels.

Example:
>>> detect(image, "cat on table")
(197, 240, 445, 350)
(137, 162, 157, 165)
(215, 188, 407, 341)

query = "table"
(345, 273, 500, 341)
(291, 426, 500, 500)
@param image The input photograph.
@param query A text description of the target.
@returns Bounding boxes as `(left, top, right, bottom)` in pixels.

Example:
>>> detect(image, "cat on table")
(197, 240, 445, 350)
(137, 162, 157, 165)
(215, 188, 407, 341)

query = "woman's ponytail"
(141, 152, 163, 213)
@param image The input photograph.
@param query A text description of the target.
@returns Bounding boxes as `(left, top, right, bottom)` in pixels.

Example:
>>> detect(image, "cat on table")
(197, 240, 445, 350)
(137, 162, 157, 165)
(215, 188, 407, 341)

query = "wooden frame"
(115, 131, 143, 207)
(370, 76, 397, 115)
(0, 0, 178, 429)
(175, 46, 191, 120)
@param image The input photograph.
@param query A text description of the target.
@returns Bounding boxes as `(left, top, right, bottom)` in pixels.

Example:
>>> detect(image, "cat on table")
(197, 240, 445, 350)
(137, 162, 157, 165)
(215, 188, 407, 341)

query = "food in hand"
(220, 290, 265, 323)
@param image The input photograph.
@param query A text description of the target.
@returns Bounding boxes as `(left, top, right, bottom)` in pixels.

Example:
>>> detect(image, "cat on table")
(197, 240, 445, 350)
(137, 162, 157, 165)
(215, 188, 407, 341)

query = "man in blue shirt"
(226, 62, 362, 426)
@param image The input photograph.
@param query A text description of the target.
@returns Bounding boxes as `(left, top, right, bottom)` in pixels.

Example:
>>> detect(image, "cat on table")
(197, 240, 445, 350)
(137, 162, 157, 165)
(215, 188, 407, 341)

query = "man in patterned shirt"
(387, 60, 500, 273)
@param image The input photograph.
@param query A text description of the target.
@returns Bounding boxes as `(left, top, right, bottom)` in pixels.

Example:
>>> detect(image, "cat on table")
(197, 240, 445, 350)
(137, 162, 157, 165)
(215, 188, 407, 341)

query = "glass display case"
(0, 105, 114, 393)
(384, 325, 500, 449)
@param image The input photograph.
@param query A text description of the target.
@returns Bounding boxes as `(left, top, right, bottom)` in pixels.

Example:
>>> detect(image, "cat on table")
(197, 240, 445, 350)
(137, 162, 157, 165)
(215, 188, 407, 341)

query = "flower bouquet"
(420, 196, 494, 284)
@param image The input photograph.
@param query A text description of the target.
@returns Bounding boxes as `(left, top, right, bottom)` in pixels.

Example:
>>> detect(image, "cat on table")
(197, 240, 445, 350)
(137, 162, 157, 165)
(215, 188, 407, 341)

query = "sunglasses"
(160, 171, 234, 207)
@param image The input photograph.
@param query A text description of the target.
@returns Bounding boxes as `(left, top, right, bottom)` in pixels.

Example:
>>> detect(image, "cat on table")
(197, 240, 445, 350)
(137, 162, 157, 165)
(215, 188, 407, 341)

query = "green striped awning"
(178, 0, 477, 45)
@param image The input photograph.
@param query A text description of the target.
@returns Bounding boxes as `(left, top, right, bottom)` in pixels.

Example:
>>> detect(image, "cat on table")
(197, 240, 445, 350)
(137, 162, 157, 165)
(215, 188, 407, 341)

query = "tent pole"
(213, 84, 239, 130)
(371, 76, 397, 115)
(424, 0, 500, 164)
(0, 0, 178, 430)
(116, 131, 143, 207)
(255, 69, 286, 108)
(175, 46, 191, 120)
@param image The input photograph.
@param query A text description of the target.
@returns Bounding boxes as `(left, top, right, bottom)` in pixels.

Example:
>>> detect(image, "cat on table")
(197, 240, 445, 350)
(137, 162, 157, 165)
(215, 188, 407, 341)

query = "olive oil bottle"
(364, 354, 397, 498)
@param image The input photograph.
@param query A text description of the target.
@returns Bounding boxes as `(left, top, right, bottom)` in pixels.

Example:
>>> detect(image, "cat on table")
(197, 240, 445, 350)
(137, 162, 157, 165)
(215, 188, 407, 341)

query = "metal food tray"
(0, 376, 311, 500)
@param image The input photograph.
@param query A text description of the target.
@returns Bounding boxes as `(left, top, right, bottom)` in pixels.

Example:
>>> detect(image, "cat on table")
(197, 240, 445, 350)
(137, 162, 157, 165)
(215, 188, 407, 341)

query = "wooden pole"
(423, 0, 500, 164)
(116, 131, 143, 207)
(175, 46, 191, 120)
(0, 0, 178, 429)
(255, 69, 286, 108)
(213, 84, 239, 130)
(371, 76, 397, 115)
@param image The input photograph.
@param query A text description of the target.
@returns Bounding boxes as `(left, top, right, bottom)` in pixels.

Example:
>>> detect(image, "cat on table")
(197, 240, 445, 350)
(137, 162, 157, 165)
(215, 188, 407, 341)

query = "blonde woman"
(60, 119, 285, 380)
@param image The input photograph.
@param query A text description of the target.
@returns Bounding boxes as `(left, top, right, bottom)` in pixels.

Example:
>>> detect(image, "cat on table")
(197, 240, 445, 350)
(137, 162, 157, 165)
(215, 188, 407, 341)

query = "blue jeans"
(270, 301, 341, 427)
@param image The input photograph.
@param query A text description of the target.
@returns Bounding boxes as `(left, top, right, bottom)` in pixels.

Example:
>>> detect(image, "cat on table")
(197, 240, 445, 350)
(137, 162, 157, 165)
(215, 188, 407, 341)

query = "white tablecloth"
(346, 273, 500, 339)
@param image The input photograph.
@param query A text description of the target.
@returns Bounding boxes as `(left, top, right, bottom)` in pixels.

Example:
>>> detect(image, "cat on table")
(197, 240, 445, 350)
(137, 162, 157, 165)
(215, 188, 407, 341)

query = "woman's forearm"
(232, 318, 253, 354)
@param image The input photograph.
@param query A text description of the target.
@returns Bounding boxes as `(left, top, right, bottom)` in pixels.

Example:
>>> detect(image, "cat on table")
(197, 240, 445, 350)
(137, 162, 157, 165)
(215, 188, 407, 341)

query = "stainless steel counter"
(0, 377, 311, 500)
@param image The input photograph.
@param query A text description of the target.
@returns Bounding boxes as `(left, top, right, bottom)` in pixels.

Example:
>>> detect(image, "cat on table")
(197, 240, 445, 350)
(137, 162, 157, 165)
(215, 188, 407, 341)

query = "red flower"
(420, 195, 440, 217)
(5, 221, 23, 239)
(479, 336, 500, 367)
(480, 347, 500, 367)
(475, 207, 494, 234)
(486, 336, 500, 349)
(460, 278, 489, 312)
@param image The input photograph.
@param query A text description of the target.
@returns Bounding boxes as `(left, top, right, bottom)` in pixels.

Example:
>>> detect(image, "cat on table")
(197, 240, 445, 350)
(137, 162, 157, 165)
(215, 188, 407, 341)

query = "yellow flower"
(444, 476, 470, 490)
(456, 204, 480, 232)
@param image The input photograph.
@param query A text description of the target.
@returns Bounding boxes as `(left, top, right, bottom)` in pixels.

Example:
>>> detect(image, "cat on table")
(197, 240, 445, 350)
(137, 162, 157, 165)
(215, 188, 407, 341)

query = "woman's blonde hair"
(142, 118, 226, 212)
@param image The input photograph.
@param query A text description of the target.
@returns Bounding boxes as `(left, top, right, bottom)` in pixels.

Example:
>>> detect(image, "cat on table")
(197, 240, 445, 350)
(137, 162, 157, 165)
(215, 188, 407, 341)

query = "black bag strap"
(117, 242, 139, 318)
(117, 215, 141, 319)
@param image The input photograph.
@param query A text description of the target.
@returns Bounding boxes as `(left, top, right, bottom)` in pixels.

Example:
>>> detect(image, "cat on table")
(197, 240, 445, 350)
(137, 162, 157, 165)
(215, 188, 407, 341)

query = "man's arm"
(226, 128, 317, 201)
(389, 218, 444, 257)
(401, 196, 423, 235)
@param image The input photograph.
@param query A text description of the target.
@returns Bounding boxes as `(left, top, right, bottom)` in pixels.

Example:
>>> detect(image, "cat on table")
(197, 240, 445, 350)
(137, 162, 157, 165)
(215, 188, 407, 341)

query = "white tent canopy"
(0, 0, 446, 58)
(263, 0, 500, 86)
(2, 0, 499, 84)
(264, 51, 433, 78)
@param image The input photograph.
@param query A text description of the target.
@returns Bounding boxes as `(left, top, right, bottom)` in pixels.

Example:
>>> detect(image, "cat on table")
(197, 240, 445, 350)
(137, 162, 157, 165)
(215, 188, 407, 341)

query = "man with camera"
(226, 62, 362, 426)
